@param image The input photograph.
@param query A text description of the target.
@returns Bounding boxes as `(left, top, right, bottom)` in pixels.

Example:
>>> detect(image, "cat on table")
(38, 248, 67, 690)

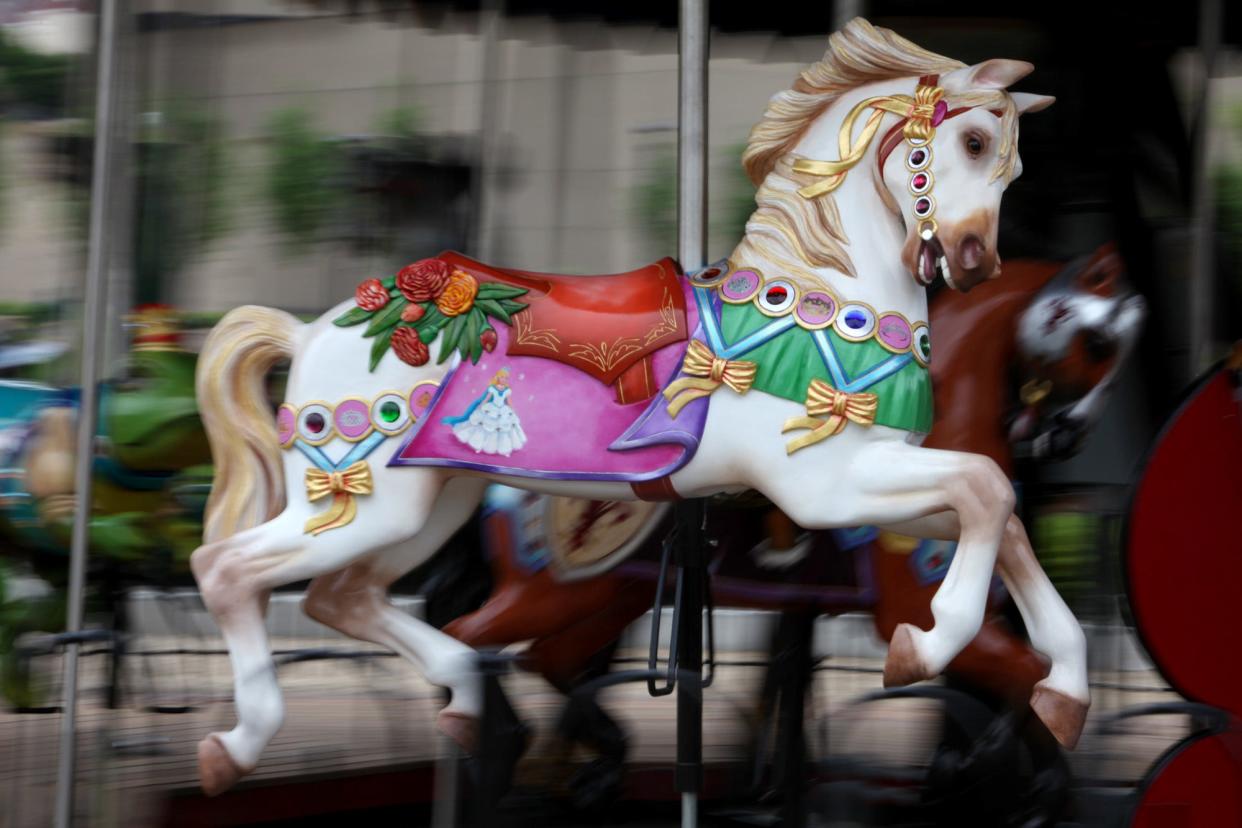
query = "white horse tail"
(197, 305, 302, 544)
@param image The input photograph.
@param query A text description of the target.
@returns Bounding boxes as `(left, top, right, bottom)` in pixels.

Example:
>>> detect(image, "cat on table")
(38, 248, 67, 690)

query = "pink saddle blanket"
(389, 278, 706, 482)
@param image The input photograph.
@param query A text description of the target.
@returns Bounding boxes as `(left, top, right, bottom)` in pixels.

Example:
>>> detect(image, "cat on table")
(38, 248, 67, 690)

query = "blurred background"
(0, 1, 1239, 826)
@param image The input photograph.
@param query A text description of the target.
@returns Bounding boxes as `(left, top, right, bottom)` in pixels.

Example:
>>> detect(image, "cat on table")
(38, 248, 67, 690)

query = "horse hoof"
(197, 733, 249, 797)
(1030, 684, 1088, 750)
(883, 623, 931, 688)
(437, 711, 479, 754)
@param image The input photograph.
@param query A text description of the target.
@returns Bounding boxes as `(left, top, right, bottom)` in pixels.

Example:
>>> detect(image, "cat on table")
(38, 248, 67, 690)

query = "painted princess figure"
(444, 368, 527, 456)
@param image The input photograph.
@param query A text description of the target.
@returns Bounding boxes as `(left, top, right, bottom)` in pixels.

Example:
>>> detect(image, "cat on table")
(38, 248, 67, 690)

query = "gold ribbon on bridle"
(303, 460, 373, 535)
(781, 379, 878, 454)
(791, 83, 945, 199)
(662, 339, 757, 418)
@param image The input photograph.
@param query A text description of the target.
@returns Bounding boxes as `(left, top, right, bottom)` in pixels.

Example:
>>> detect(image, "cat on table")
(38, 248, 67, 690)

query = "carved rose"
(355, 278, 389, 311)
(391, 326, 429, 366)
(401, 303, 426, 323)
(434, 270, 479, 317)
(396, 258, 452, 303)
(480, 328, 497, 352)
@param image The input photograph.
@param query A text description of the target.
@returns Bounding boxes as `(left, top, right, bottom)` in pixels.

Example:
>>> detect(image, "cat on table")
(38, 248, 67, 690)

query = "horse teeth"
(939, 256, 957, 290)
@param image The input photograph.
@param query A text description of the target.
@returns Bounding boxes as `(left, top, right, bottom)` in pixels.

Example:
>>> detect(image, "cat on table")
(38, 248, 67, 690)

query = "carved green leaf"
(333, 306, 371, 327)
(369, 326, 394, 372)
(363, 299, 406, 337)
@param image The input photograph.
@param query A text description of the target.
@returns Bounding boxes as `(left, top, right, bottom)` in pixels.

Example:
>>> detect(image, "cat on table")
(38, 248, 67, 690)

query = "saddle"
(439, 252, 688, 403)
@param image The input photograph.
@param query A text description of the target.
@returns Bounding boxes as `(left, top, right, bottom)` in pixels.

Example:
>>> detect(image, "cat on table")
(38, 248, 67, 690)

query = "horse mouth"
(916, 234, 954, 289)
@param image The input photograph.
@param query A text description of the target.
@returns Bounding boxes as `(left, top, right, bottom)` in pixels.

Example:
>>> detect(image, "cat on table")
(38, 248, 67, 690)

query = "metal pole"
(678, 0, 708, 271)
(677, 4, 707, 826)
(470, 0, 504, 260)
(1188, 0, 1222, 378)
(55, 1, 121, 825)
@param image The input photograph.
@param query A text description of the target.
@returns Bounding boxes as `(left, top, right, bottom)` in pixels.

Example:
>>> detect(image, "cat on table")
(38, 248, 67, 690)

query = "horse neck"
(735, 83, 928, 321)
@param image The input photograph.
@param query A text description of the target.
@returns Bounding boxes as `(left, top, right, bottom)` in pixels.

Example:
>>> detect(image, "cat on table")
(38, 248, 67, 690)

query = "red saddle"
(439, 252, 688, 402)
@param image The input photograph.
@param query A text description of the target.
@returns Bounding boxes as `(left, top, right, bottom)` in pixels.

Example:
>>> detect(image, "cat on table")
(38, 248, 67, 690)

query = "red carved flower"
(480, 328, 497, 352)
(396, 258, 452, 303)
(355, 278, 389, 311)
(391, 326, 429, 366)
(401, 303, 426, 323)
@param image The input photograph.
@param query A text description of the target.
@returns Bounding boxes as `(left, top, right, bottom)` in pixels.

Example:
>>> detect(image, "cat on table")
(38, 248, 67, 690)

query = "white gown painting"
(448, 369, 527, 456)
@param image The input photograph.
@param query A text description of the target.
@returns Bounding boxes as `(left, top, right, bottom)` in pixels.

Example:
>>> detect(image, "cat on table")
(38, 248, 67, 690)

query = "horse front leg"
(757, 437, 1015, 689)
(878, 509, 1088, 748)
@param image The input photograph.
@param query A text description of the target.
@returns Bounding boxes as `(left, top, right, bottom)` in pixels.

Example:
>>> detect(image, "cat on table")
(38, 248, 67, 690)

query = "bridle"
(791, 75, 997, 269)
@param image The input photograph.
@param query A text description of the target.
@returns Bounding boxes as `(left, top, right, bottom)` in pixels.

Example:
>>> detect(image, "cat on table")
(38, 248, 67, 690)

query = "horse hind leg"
(191, 471, 447, 794)
(302, 477, 488, 751)
(190, 512, 303, 796)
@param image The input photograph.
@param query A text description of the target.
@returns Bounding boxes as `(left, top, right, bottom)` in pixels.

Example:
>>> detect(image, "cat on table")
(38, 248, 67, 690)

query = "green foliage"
(264, 107, 342, 252)
(373, 105, 424, 141)
(631, 141, 757, 258)
(133, 106, 232, 301)
(1214, 103, 1242, 302)
(0, 31, 71, 113)
(1032, 511, 1105, 612)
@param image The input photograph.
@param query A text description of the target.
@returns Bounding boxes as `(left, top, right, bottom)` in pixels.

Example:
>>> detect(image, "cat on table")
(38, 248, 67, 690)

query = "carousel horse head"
(742, 18, 1054, 292)
(1011, 244, 1146, 455)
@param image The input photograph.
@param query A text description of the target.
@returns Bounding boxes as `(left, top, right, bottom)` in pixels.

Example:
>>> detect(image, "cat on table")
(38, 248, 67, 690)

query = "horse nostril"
(958, 234, 985, 271)
(1083, 329, 1117, 363)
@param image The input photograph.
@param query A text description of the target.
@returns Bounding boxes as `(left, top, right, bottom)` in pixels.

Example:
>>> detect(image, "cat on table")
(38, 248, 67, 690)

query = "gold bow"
(791, 84, 944, 199)
(781, 379, 878, 454)
(303, 460, 373, 535)
(662, 339, 758, 418)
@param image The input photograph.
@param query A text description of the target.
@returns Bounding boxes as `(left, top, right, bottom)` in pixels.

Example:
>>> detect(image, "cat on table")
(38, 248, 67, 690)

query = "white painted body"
(188, 20, 1086, 793)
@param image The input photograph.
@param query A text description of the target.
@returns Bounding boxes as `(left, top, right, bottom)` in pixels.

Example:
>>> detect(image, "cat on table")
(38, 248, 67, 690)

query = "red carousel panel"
(1127, 369, 1242, 717)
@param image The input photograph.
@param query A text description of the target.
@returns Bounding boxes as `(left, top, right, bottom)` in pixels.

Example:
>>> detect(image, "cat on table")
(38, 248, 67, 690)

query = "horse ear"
(1013, 92, 1055, 114)
(958, 58, 1034, 90)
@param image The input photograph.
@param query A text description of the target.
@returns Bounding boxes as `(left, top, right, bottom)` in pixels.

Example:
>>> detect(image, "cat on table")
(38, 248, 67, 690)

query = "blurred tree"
(632, 140, 755, 258)
(0, 31, 70, 114)
(132, 106, 232, 302)
(264, 106, 342, 253)
(373, 104, 425, 141)
(1213, 103, 1242, 305)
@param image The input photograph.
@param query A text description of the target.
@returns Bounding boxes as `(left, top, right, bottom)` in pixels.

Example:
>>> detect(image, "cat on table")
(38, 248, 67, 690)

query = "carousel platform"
(0, 597, 1191, 826)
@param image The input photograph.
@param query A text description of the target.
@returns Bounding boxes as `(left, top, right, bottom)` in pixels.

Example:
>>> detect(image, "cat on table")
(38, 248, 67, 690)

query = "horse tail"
(197, 305, 302, 544)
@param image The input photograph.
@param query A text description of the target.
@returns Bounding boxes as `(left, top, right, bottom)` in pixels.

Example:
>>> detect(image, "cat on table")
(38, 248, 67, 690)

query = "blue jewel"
(845, 310, 867, 329)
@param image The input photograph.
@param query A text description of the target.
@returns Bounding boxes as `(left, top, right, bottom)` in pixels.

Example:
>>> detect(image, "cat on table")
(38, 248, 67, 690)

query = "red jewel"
(915, 197, 932, 215)
(931, 99, 948, 127)
(766, 286, 788, 304)
(912, 172, 928, 190)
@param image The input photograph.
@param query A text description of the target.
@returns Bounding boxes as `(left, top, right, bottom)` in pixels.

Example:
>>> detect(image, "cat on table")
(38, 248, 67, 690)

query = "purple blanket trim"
(388, 277, 705, 482)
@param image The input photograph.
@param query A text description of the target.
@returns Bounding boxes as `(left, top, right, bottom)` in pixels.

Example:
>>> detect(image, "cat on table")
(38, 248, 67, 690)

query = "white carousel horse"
(189, 19, 1083, 796)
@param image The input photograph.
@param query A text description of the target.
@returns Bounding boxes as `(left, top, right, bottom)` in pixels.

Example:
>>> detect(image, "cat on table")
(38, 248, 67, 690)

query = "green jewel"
(380, 401, 402, 423)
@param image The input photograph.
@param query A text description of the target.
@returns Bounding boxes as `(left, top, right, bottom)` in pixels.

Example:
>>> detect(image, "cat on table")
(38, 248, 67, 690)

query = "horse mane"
(743, 18, 965, 187)
(738, 18, 1019, 283)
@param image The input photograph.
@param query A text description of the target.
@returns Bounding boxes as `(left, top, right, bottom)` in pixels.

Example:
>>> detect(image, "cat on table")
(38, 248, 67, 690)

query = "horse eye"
(965, 135, 984, 157)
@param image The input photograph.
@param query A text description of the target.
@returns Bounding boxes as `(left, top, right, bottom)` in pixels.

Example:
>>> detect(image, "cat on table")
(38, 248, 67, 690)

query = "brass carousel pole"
(54, 1, 122, 824)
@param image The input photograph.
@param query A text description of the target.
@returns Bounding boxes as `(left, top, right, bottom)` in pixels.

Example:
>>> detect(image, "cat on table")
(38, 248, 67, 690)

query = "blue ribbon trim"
(294, 430, 387, 472)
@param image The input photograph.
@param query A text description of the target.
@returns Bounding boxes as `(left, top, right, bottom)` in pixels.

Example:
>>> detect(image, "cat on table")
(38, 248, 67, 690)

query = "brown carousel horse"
(443, 246, 1142, 710)
(437, 247, 1143, 823)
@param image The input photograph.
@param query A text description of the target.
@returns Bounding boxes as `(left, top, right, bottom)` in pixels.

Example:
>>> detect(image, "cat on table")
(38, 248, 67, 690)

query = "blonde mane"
(738, 18, 1020, 283)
